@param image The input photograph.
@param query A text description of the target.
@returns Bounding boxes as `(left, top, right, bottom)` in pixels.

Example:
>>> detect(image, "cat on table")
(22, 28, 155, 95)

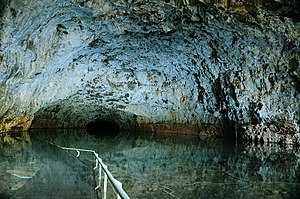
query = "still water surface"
(1, 129, 300, 198)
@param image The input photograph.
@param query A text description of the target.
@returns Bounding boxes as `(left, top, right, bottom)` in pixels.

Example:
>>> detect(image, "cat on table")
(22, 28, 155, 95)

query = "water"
(1, 129, 300, 199)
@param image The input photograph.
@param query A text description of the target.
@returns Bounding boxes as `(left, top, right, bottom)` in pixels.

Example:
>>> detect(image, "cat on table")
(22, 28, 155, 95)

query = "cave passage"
(85, 120, 119, 136)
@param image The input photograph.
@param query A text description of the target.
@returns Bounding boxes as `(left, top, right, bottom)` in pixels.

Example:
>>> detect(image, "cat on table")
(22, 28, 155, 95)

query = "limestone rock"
(0, 0, 299, 143)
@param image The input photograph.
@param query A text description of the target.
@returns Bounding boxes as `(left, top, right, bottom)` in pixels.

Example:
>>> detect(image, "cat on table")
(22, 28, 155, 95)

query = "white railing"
(41, 139, 130, 199)
(61, 146, 130, 199)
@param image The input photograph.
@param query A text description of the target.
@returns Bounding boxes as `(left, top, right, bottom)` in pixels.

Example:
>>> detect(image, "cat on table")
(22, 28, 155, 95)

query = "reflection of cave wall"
(0, 0, 299, 144)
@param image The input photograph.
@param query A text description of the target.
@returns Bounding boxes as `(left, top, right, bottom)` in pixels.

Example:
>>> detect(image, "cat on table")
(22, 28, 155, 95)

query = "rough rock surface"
(0, 0, 299, 143)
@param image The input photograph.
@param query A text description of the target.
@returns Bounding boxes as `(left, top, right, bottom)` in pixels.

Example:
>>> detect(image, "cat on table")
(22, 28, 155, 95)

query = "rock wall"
(0, 0, 299, 143)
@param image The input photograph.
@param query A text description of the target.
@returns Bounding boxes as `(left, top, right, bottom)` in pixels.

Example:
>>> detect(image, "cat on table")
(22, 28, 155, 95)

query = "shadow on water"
(1, 129, 300, 198)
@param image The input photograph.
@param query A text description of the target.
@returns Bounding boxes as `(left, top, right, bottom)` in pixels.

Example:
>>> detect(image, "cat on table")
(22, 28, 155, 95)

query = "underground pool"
(1, 129, 300, 199)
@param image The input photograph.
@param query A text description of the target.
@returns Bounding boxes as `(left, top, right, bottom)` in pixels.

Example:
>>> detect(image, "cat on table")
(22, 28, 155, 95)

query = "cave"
(85, 120, 119, 136)
(0, 0, 300, 198)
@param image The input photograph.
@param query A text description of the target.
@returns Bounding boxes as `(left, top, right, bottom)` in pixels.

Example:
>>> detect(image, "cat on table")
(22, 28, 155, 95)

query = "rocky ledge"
(0, 0, 299, 144)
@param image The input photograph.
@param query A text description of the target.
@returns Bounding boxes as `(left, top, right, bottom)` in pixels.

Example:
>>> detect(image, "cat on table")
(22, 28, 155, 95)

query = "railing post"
(45, 141, 131, 199)
(94, 157, 98, 170)
(98, 160, 102, 188)
(116, 180, 122, 199)
(94, 156, 100, 190)
(103, 164, 108, 199)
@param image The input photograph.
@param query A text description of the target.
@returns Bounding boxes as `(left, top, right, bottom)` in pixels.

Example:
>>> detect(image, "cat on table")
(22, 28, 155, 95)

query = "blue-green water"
(1, 129, 300, 198)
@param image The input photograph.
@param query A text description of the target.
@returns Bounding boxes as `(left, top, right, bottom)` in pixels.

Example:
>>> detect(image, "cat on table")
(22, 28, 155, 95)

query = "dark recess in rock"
(212, 76, 225, 110)
(221, 115, 236, 138)
(0, 0, 10, 18)
(264, 0, 300, 22)
(193, 72, 205, 103)
(85, 120, 119, 137)
(248, 101, 263, 124)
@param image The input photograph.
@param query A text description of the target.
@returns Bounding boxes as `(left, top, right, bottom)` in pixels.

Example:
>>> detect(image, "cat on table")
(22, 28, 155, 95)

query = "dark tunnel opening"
(85, 120, 119, 137)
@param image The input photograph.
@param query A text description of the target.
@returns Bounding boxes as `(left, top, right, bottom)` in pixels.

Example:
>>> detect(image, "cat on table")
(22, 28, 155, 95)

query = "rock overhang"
(0, 0, 299, 144)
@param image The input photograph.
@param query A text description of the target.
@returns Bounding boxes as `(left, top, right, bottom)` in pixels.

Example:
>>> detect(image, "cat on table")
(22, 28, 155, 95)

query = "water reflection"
(1, 129, 300, 198)
(0, 132, 42, 199)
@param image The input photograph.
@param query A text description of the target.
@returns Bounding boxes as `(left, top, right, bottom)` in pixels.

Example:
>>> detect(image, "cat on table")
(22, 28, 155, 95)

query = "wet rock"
(0, 0, 299, 143)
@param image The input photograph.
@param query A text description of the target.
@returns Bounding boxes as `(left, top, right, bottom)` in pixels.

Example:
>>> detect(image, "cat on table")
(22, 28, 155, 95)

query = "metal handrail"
(40, 139, 130, 199)
(61, 146, 130, 199)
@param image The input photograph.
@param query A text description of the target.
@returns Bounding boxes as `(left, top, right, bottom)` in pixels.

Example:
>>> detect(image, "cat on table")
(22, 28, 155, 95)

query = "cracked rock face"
(0, 0, 299, 143)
